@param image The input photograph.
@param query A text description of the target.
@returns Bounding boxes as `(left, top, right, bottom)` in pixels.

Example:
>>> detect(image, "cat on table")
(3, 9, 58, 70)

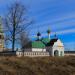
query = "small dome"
(37, 32, 41, 36)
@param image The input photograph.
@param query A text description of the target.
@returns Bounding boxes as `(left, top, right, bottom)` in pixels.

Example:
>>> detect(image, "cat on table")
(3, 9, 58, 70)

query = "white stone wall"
(24, 48, 46, 52)
(52, 46, 64, 56)
(52, 39, 64, 56)
(16, 51, 49, 57)
(32, 48, 46, 52)
(46, 39, 64, 56)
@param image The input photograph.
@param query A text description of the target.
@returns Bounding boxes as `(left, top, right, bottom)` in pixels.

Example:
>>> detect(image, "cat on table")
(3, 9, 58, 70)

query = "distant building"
(16, 29, 64, 57)
(0, 16, 74, 57)
(64, 51, 75, 56)
(0, 16, 4, 52)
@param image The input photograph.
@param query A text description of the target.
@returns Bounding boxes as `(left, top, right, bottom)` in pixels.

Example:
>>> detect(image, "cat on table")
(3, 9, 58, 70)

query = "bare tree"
(19, 32, 30, 56)
(20, 32, 30, 50)
(4, 2, 32, 51)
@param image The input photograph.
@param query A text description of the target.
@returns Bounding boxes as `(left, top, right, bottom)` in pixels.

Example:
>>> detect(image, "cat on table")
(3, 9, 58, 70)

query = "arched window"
(54, 50, 59, 56)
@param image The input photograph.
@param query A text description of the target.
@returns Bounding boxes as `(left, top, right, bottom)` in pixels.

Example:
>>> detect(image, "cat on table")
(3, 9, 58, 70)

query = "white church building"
(16, 29, 64, 57)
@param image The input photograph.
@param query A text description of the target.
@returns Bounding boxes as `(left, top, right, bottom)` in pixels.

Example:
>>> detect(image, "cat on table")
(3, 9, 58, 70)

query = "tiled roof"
(32, 41, 45, 48)
(42, 38, 50, 44)
(25, 38, 59, 48)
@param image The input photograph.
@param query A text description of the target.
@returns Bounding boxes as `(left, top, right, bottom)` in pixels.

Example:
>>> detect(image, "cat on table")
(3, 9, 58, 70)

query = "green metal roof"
(32, 41, 45, 48)
(42, 38, 50, 44)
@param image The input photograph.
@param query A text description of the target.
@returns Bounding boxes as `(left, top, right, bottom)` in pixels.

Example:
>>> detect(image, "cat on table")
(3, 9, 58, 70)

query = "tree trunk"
(12, 24, 16, 52)
(12, 35, 15, 51)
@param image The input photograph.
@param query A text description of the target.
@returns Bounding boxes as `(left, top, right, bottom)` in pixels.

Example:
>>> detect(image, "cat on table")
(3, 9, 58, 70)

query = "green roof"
(42, 38, 50, 44)
(32, 41, 45, 48)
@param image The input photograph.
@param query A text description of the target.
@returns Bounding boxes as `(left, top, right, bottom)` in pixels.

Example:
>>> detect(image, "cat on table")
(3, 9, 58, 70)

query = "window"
(54, 50, 59, 56)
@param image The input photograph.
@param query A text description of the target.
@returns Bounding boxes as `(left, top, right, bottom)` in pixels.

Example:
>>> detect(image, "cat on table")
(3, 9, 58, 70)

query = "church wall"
(51, 39, 64, 56)
(52, 46, 64, 56)
(32, 48, 46, 52)
(24, 48, 46, 52)
(16, 51, 49, 57)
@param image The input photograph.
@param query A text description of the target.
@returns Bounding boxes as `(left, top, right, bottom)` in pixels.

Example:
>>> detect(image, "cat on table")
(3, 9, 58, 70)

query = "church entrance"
(54, 50, 59, 56)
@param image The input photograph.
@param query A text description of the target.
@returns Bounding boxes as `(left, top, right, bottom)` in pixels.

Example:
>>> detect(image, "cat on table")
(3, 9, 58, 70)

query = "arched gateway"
(54, 50, 59, 56)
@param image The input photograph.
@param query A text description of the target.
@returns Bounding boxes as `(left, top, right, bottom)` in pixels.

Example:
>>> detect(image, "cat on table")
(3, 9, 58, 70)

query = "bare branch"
(4, 2, 32, 51)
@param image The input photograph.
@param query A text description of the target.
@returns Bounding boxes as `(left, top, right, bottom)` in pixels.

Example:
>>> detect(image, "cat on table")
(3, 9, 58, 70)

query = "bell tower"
(0, 16, 4, 52)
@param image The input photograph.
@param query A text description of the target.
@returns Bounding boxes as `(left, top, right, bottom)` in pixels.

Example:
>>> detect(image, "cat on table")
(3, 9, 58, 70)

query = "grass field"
(0, 56, 75, 75)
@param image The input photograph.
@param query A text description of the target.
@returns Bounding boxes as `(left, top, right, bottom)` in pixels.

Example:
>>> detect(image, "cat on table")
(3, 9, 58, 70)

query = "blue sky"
(0, 0, 75, 50)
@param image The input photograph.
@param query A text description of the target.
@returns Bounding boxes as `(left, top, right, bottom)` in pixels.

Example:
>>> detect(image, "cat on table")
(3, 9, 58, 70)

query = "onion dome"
(37, 32, 41, 36)
(47, 29, 51, 34)
(54, 33, 57, 38)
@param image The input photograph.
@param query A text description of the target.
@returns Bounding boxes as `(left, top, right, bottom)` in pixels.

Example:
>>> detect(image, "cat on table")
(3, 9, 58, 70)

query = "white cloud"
(30, 28, 75, 37)
(54, 29, 75, 35)
(30, 12, 75, 30)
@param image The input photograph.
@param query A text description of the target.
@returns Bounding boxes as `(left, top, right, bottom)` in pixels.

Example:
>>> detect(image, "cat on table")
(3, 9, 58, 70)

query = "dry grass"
(0, 56, 75, 75)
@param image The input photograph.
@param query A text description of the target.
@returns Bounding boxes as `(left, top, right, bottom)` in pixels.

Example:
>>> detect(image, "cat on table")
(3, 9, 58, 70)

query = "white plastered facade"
(52, 39, 64, 56)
